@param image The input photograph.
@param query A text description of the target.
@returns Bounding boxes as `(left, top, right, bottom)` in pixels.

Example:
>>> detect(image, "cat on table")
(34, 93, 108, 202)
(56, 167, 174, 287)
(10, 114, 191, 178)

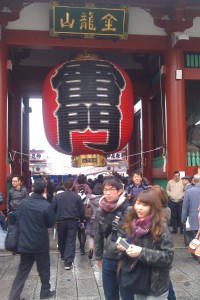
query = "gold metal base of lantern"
(71, 154, 107, 168)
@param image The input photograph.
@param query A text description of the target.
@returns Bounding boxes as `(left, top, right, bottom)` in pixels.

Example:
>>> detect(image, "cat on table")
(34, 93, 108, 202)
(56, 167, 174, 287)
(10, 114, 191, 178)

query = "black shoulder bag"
(5, 224, 19, 253)
(120, 255, 151, 295)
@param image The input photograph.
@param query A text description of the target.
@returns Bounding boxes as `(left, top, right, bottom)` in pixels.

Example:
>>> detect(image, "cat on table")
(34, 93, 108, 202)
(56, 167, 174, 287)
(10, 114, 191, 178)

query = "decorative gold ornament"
(70, 51, 104, 60)
(71, 154, 107, 168)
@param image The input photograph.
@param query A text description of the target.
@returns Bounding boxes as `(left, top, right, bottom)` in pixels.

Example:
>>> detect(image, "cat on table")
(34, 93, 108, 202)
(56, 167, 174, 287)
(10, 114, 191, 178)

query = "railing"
(187, 151, 200, 166)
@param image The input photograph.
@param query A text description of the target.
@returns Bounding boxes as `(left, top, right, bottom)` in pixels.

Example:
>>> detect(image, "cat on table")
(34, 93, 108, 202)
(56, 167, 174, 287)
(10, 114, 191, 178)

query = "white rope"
(9, 151, 16, 162)
(129, 159, 142, 168)
(127, 145, 164, 158)
(10, 145, 164, 170)
(12, 149, 31, 157)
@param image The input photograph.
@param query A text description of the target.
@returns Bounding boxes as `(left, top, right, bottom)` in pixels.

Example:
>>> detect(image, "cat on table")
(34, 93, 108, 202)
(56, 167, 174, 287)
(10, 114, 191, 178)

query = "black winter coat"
(95, 194, 131, 261)
(17, 193, 55, 253)
(52, 190, 85, 223)
(122, 224, 174, 297)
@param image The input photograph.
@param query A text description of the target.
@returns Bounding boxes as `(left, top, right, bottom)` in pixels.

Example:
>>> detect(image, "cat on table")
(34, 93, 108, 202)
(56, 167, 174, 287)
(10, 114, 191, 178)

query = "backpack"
(84, 198, 93, 219)
(78, 185, 87, 203)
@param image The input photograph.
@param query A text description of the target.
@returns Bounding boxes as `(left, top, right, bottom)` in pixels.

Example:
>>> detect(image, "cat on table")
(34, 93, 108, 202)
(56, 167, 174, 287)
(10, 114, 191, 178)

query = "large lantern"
(42, 54, 134, 167)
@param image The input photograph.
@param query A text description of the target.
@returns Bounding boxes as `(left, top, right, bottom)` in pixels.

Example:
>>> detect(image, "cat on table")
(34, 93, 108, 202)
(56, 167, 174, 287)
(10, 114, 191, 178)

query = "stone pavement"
(0, 229, 200, 300)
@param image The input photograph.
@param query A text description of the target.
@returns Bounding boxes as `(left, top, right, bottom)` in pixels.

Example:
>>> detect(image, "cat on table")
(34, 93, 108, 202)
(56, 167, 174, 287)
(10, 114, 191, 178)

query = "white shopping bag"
(0, 227, 7, 250)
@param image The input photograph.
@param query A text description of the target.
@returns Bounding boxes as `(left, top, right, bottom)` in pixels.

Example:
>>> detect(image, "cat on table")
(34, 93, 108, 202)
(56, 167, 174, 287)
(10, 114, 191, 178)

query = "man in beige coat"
(166, 170, 184, 234)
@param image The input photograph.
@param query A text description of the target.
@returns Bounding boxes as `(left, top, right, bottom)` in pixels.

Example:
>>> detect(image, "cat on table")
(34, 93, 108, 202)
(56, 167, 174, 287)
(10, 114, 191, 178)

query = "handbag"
(188, 238, 200, 257)
(5, 224, 19, 252)
(0, 227, 7, 250)
(84, 199, 93, 219)
(119, 256, 151, 295)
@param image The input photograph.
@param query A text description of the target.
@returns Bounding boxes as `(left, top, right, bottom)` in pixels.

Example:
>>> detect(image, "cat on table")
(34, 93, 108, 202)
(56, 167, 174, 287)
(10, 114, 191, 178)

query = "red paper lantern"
(42, 58, 134, 156)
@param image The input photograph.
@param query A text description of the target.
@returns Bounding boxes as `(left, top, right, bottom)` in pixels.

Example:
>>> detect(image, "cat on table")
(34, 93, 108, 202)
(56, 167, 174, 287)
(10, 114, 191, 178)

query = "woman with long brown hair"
(118, 188, 174, 300)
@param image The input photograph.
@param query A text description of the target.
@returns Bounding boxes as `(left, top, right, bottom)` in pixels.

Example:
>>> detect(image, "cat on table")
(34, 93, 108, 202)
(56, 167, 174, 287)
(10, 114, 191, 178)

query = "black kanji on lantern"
(51, 59, 125, 153)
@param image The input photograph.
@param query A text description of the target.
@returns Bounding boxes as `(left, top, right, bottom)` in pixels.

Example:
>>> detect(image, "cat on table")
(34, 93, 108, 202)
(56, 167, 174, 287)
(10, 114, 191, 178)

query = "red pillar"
(165, 43, 187, 179)
(0, 28, 8, 209)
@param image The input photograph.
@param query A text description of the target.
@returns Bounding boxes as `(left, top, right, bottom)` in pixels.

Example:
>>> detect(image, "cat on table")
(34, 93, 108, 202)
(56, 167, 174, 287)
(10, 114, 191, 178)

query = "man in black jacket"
(52, 178, 85, 270)
(7, 174, 29, 224)
(9, 178, 56, 300)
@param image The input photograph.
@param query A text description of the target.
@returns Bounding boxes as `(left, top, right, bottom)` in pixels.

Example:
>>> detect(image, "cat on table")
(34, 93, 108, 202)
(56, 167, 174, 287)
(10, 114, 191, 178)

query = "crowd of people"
(166, 171, 200, 249)
(0, 169, 200, 300)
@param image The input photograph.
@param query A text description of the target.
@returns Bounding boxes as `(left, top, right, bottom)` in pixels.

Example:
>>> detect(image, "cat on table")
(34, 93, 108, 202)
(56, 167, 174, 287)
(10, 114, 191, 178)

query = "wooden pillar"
(165, 43, 187, 179)
(8, 91, 22, 175)
(142, 93, 153, 183)
(0, 26, 8, 209)
(22, 97, 30, 190)
(127, 133, 134, 175)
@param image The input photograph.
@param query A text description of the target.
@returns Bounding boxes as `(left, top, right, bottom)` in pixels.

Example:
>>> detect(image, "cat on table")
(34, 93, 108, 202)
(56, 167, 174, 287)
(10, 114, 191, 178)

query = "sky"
(29, 98, 72, 173)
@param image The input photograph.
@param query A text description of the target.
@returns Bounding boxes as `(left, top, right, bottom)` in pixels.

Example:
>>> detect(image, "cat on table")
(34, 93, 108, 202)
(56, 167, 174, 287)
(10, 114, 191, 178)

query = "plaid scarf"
(99, 197, 118, 212)
(130, 215, 152, 241)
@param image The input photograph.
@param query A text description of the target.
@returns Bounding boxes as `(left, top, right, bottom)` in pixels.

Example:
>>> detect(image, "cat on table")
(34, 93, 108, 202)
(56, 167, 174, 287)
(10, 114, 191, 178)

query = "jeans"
(184, 230, 197, 246)
(0, 214, 7, 230)
(8, 211, 17, 225)
(168, 280, 176, 300)
(102, 256, 120, 300)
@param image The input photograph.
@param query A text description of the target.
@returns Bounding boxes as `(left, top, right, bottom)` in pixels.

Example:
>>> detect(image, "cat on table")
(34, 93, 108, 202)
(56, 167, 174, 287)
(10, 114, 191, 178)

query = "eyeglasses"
(103, 188, 117, 192)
